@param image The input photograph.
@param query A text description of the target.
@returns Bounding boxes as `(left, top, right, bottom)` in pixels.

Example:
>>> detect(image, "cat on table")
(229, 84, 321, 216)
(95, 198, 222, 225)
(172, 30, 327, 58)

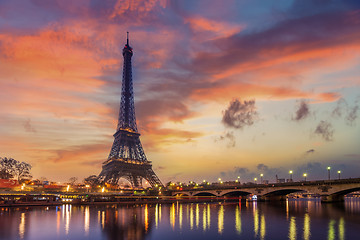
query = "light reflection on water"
(0, 198, 360, 239)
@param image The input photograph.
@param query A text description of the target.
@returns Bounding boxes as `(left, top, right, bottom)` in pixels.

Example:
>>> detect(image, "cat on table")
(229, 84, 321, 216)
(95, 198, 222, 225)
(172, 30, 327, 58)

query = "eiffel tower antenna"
(127, 31, 129, 45)
(98, 33, 163, 188)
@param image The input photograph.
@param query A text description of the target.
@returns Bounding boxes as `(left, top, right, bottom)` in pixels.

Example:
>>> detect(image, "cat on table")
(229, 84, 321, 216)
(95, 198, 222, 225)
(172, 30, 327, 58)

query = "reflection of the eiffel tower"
(100, 204, 155, 240)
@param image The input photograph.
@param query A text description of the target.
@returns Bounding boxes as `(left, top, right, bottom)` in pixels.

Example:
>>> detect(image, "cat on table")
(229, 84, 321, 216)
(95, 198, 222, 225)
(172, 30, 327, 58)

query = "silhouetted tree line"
(0, 157, 32, 183)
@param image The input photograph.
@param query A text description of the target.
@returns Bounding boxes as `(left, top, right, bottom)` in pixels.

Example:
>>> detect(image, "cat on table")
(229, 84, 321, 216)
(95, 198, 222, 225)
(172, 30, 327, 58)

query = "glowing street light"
(101, 187, 105, 193)
(66, 185, 70, 192)
(338, 170, 341, 180)
(254, 178, 257, 184)
(289, 170, 293, 182)
(260, 174, 263, 184)
(303, 173, 307, 182)
(327, 166, 331, 180)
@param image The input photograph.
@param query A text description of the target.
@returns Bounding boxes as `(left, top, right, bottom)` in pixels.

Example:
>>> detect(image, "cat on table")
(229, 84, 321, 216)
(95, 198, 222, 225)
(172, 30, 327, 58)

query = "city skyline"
(0, 0, 359, 184)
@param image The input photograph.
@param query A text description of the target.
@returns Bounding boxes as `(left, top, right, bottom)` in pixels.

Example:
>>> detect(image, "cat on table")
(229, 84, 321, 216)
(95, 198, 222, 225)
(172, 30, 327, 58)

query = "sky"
(0, 0, 359, 185)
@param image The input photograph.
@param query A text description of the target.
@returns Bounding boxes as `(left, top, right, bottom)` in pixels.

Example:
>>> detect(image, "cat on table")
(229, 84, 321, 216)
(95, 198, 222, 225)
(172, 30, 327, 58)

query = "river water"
(0, 198, 359, 240)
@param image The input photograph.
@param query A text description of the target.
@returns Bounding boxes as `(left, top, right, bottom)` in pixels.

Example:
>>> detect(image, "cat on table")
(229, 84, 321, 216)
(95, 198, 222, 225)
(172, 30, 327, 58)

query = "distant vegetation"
(0, 157, 32, 183)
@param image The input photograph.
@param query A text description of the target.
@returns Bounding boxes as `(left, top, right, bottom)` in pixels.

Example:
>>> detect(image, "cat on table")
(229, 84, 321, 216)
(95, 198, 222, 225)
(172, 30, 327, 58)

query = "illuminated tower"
(98, 33, 163, 188)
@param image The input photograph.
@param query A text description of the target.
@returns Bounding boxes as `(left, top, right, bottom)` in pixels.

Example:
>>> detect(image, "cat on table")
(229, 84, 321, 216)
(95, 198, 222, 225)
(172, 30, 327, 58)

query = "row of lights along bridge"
(214, 166, 342, 185)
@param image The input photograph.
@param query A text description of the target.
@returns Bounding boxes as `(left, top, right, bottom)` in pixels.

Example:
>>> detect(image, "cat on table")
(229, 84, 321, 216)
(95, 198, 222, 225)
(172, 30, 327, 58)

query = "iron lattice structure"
(98, 34, 163, 188)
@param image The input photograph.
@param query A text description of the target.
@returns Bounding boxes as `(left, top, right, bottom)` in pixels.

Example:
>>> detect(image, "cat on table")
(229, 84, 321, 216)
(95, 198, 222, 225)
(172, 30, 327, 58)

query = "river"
(0, 198, 359, 240)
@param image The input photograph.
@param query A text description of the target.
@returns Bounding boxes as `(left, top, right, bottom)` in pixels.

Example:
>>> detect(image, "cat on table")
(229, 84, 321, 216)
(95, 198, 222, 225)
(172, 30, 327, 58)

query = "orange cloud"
(185, 16, 244, 39)
(110, 0, 167, 19)
(190, 82, 340, 103)
(47, 143, 109, 163)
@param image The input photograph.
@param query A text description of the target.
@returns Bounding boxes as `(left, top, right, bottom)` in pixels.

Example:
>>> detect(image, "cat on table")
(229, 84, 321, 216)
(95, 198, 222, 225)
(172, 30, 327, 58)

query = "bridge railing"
(169, 178, 360, 192)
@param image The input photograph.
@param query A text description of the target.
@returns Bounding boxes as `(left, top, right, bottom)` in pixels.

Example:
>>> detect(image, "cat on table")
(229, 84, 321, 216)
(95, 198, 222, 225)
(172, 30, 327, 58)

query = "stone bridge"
(170, 178, 360, 202)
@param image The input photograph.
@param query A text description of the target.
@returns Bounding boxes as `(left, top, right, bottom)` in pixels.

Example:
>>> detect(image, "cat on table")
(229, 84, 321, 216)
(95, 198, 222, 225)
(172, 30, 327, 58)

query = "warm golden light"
(202, 205, 207, 231)
(19, 212, 25, 239)
(303, 213, 310, 240)
(328, 219, 335, 240)
(289, 217, 296, 240)
(260, 214, 266, 240)
(253, 207, 259, 237)
(190, 204, 194, 230)
(218, 205, 224, 234)
(179, 204, 183, 230)
(170, 203, 175, 229)
(144, 204, 149, 232)
(84, 206, 89, 235)
(196, 204, 200, 228)
(235, 205, 242, 234)
(339, 217, 345, 240)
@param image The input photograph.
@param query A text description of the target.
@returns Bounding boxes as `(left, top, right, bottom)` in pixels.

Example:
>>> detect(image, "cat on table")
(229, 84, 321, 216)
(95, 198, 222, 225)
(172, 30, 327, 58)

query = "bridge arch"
(330, 187, 360, 196)
(193, 192, 217, 197)
(260, 189, 305, 201)
(221, 190, 252, 197)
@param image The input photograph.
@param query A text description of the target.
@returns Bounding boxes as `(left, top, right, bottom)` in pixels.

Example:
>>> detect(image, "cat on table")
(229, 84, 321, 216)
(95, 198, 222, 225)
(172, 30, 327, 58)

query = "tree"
(69, 177, 78, 185)
(0, 157, 32, 183)
(0, 169, 12, 179)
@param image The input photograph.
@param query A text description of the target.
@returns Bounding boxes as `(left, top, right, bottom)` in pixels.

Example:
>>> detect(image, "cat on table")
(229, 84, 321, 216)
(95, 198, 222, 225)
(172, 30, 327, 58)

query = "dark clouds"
(189, 9, 360, 77)
(305, 149, 315, 155)
(23, 118, 36, 133)
(346, 105, 359, 126)
(332, 98, 348, 118)
(331, 98, 359, 126)
(314, 120, 334, 141)
(293, 100, 310, 121)
(215, 131, 236, 148)
(222, 99, 258, 129)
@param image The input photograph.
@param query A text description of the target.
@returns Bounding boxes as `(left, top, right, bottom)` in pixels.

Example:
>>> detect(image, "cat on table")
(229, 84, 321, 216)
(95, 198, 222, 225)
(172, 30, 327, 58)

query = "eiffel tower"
(98, 33, 163, 188)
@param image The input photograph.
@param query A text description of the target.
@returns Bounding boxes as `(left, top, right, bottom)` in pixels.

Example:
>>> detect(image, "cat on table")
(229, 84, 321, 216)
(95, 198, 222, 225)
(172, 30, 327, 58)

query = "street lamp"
(338, 170, 341, 180)
(260, 174, 263, 184)
(303, 173, 307, 182)
(254, 178, 257, 184)
(289, 170, 293, 182)
(327, 166, 331, 180)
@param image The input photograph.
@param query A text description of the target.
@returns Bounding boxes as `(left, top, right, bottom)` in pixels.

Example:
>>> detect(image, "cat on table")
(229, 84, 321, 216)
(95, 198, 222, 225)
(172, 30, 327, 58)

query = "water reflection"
(328, 219, 336, 240)
(0, 198, 360, 239)
(260, 214, 265, 240)
(289, 216, 296, 240)
(339, 217, 345, 240)
(253, 203, 259, 237)
(18, 212, 25, 239)
(303, 213, 310, 240)
(84, 206, 89, 235)
(218, 204, 224, 234)
(64, 204, 71, 235)
(235, 204, 241, 234)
